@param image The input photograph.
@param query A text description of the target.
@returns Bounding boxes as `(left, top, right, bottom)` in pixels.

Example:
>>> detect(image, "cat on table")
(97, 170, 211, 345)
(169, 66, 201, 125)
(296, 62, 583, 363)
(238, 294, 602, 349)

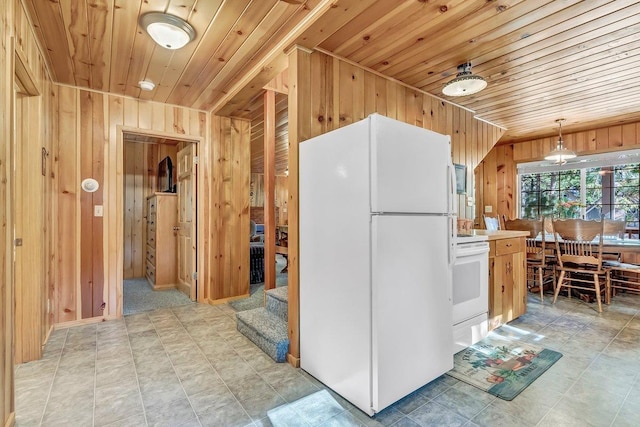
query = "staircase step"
(236, 307, 289, 363)
(265, 286, 288, 321)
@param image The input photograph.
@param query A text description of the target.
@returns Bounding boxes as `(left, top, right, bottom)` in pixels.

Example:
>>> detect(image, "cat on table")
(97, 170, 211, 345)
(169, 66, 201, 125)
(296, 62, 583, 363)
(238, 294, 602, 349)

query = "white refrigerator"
(300, 114, 456, 416)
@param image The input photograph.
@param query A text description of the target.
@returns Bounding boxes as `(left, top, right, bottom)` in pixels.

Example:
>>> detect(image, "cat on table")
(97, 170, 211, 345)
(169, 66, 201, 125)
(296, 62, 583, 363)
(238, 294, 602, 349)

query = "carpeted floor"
(123, 277, 193, 315)
(230, 254, 288, 312)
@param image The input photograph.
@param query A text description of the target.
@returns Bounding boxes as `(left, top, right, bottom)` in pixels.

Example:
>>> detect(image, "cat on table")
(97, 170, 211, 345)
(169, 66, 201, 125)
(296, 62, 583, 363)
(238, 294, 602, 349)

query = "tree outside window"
(520, 164, 639, 226)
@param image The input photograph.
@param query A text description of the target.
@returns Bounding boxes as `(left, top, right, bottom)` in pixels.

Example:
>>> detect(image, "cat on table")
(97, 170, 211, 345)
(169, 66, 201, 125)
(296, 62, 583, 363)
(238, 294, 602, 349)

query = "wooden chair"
(483, 214, 500, 230)
(551, 219, 607, 312)
(605, 263, 640, 304)
(503, 218, 555, 301)
(601, 219, 627, 262)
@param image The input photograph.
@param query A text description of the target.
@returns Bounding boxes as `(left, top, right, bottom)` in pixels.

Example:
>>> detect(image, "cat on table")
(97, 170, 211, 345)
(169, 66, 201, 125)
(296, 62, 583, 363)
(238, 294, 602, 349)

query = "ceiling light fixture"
(442, 62, 487, 97)
(140, 12, 195, 50)
(138, 80, 155, 91)
(545, 119, 576, 164)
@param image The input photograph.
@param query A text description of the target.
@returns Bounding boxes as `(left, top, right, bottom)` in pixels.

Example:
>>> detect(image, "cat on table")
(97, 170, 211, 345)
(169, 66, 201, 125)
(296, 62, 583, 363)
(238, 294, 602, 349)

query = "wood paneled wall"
(202, 116, 251, 302)
(249, 174, 289, 225)
(286, 47, 505, 364)
(477, 121, 640, 226)
(52, 86, 207, 323)
(123, 142, 177, 280)
(2, 0, 57, 421)
(0, 0, 14, 421)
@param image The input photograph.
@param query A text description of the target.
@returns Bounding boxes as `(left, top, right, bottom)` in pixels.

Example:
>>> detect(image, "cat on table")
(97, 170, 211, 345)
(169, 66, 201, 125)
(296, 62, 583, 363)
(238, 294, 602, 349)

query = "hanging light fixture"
(140, 12, 195, 50)
(545, 119, 576, 164)
(442, 62, 487, 97)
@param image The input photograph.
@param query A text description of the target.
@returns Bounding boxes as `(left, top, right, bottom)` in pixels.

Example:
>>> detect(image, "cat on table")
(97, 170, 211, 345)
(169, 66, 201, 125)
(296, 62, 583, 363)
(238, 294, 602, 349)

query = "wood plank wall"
(0, 0, 14, 421)
(249, 174, 289, 225)
(123, 142, 177, 280)
(204, 116, 251, 303)
(52, 86, 208, 323)
(286, 47, 505, 364)
(2, 0, 56, 420)
(476, 121, 640, 228)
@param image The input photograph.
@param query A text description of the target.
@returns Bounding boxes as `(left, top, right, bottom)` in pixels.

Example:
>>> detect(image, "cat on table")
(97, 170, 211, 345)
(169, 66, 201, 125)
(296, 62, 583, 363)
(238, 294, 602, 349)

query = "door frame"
(116, 126, 202, 317)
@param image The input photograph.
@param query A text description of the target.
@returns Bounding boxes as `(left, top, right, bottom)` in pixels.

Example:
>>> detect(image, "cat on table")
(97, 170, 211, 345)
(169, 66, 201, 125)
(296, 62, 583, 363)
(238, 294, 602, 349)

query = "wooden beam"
(212, 0, 335, 116)
(264, 90, 276, 291)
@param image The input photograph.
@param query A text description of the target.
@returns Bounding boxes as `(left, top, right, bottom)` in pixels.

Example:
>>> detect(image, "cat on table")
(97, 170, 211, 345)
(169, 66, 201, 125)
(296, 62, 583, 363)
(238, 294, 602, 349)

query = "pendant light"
(442, 62, 487, 97)
(140, 13, 195, 50)
(544, 119, 576, 164)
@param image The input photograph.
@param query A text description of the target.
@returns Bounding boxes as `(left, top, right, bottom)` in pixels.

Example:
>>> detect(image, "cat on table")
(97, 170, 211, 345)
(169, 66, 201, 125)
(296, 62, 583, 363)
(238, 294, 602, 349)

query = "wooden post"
(286, 46, 312, 366)
(264, 90, 276, 291)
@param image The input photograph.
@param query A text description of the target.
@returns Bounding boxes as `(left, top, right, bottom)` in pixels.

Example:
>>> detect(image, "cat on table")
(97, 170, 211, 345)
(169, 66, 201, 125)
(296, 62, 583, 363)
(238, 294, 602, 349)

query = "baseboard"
(4, 412, 16, 427)
(287, 353, 300, 368)
(206, 294, 249, 305)
(54, 315, 117, 330)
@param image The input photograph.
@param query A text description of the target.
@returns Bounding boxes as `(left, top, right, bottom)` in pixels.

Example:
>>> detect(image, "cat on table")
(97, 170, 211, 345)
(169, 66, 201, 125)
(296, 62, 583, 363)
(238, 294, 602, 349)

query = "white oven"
(452, 235, 490, 354)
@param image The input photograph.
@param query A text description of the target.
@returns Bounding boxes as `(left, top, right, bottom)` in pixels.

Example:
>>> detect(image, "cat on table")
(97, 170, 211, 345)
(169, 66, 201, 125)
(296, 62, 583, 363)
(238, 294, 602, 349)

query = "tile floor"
(14, 292, 640, 427)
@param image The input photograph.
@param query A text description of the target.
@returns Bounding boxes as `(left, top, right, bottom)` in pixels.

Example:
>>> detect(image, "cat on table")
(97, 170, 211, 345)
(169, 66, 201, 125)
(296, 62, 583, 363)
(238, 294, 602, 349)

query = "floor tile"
(406, 401, 468, 427)
(14, 293, 640, 426)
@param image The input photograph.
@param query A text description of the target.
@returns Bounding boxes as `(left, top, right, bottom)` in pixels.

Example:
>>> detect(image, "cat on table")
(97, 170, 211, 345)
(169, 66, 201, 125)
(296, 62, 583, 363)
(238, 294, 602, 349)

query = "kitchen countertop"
(469, 229, 530, 240)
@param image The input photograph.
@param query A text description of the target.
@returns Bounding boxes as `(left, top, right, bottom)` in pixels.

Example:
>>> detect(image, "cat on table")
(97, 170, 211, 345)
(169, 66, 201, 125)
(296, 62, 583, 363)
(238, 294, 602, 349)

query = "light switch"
(484, 205, 493, 213)
(94, 205, 104, 217)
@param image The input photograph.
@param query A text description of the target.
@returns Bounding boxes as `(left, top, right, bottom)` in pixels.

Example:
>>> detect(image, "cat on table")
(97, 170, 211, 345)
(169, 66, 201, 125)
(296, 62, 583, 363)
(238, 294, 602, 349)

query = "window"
(518, 150, 640, 227)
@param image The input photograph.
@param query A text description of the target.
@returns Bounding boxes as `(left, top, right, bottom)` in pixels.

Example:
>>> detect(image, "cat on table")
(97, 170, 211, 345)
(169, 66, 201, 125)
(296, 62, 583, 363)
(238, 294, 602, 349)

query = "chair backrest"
(483, 215, 500, 230)
(503, 218, 546, 262)
(552, 219, 604, 269)
(603, 219, 626, 239)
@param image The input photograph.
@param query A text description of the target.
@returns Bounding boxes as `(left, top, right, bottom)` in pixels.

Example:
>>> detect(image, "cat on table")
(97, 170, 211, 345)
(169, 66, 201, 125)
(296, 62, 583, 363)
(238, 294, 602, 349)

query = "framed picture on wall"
(454, 164, 466, 194)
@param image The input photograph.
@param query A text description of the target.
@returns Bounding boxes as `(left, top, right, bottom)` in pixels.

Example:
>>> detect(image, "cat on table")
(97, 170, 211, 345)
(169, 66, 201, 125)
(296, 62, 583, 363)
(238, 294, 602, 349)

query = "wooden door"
(177, 144, 197, 301)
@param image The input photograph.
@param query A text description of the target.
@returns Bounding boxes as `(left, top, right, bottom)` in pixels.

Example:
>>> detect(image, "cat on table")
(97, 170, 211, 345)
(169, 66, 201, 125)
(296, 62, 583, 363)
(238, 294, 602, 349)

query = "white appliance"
(452, 235, 490, 354)
(299, 114, 456, 416)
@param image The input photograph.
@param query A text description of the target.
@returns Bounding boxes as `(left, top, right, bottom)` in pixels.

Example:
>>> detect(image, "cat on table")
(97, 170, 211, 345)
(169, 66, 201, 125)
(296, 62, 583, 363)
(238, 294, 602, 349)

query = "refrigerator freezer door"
(370, 114, 452, 214)
(371, 214, 453, 413)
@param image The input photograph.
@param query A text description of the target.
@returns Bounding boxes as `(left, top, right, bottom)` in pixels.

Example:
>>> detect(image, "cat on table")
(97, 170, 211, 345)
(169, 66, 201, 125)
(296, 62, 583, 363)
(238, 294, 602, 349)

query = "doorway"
(121, 131, 198, 315)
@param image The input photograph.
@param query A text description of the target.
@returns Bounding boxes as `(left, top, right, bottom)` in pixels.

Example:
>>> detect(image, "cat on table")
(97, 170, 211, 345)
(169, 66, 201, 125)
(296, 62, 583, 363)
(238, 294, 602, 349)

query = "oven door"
(452, 243, 489, 324)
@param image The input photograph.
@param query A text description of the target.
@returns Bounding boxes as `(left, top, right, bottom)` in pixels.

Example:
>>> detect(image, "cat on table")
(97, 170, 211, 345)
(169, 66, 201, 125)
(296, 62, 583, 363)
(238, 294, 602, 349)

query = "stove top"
(456, 233, 489, 245)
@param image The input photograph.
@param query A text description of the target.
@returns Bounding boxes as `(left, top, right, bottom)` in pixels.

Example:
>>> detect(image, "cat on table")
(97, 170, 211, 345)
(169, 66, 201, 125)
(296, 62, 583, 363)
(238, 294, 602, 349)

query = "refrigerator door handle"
(448, 162, 457, 215)
(448, 216, 455, 302)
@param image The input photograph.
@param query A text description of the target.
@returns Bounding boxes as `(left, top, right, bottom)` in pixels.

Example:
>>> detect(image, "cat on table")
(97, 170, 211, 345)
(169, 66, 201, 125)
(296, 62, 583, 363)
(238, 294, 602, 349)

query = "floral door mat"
(446, 333, 562, 400)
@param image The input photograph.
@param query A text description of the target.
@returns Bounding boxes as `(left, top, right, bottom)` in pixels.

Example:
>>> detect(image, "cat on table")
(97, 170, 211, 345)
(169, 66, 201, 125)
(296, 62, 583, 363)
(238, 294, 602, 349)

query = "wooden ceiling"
(23, 0, 640, 152)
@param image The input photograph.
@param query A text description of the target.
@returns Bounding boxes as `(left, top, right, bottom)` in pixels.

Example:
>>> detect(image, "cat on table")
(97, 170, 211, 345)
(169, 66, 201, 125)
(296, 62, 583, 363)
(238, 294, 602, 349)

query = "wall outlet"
(484, 205, 493, 213)
(94, 205, 104, 217)
(467, 196, 473, 207)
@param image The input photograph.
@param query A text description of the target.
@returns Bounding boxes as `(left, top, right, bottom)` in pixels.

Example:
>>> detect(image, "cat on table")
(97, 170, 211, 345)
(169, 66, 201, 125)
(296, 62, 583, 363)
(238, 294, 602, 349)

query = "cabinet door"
(488, 256, 502, 330)
(511, 251, 526, 318)
(501, 253, 515, 323)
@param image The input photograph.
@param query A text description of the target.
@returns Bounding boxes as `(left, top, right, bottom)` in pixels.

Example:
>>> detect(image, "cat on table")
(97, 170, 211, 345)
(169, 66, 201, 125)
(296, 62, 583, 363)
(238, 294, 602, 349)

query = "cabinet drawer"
(146, 245, 156, 265)
(146, 263, 156, 284)
(147, 230, 156, 248)
(148, 198, 156, 214)
(495, 238, 522, 256)
(147, 218, 156, 235)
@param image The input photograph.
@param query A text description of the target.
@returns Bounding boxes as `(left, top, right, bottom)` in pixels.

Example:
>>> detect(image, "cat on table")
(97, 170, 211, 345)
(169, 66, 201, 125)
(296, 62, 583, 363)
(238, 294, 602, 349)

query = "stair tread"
(266, 286, 288, 303)
(236, 308, 288, 342)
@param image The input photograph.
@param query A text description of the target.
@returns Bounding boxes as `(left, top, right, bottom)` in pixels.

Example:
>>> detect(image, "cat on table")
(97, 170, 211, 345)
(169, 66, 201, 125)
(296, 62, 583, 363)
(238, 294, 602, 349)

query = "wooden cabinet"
(488, 236, 526, 330)
(146, 193, 178, 290)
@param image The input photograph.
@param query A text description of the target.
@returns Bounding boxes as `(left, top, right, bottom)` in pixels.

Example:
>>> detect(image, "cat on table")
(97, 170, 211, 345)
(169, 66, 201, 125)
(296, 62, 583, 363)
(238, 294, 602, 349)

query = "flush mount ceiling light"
(545, 119, 576, 164)
(140, 12, 195, 50)
(442, 62, 487, 97)
(138, 80, 155, 91)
